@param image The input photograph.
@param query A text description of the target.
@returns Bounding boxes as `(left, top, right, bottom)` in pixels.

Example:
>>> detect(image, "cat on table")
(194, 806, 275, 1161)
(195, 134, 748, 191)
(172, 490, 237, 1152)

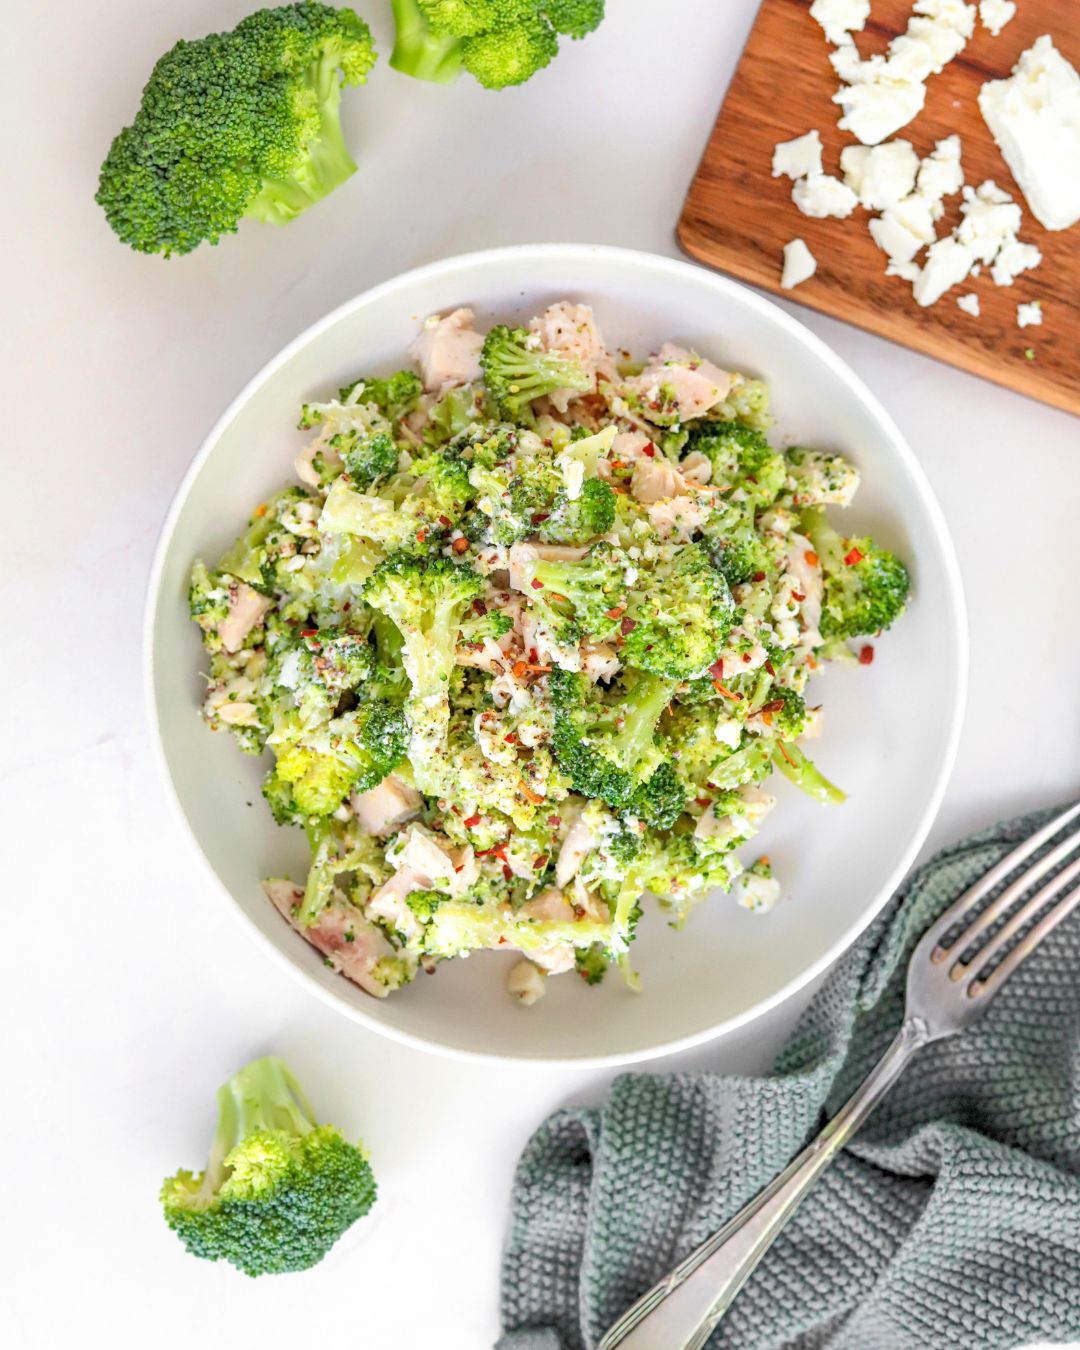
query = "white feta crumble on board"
(979, 0, 1016, 36)
(916, 135, 965, 209)
(979, 35, 1080, 231)
(914, 236, 978, 306)
(956, 292, 981, 316)
(869, 211, 924, 265)
(991, 238, 1043, 286)
(792, 173, 859, 219)
(772, 130, 824, 180)
(809, 0, 870, 46)
(1017, 300, 1043, 328)
(887, 259, 922, 281)
(841, 139, 920, 208)
(834, 76, 927, 146)
(781, 238, 818, 289)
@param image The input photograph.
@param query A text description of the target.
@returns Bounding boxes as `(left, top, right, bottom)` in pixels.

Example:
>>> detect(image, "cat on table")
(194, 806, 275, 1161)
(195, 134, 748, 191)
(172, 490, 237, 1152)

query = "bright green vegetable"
(160, 1056, 376, 1276)
(97, 4, 376, 257)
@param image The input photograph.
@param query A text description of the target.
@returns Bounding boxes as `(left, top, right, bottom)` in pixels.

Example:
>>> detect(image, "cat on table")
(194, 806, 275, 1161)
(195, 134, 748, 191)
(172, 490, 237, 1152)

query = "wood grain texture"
(678, 0, 1079, 416)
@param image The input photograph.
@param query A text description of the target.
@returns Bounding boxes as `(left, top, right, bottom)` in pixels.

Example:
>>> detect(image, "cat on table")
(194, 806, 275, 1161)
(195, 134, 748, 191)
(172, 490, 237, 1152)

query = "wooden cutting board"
(679, 0, 1079, 417)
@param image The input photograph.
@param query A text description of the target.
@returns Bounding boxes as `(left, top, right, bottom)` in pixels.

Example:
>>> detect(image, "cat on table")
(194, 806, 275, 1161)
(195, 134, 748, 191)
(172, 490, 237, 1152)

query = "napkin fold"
(498, 805, 1080, 1349)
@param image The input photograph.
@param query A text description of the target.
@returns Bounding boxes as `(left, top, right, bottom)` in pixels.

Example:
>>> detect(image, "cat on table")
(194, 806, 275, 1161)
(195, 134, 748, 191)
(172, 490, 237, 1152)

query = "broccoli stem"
(204, 1058, 317, 1197)
(617, 673, 676, 771)
(772, 742, 846, 805)
(247, 60, 357, 224)
(389, 0, 463, 83)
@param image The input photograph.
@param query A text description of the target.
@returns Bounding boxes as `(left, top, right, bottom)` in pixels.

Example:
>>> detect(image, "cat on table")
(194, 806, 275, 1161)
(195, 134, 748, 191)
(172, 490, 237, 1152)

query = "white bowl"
(147, 244, 967, 1067)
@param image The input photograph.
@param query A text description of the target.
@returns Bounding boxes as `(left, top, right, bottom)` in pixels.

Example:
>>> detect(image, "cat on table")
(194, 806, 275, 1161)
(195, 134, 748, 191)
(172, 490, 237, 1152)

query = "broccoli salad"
(189, 302, 910, 1006)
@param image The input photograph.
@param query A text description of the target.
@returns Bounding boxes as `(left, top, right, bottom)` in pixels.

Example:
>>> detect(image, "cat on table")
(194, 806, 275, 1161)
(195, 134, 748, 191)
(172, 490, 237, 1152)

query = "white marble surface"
(4, 1, 1078, 1346)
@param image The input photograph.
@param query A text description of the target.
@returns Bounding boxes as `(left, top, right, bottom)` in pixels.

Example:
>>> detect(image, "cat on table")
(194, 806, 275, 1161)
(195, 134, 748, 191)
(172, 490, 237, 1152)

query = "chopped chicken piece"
(409, 308, 483, 392)
(610, 430, 655, 465)
(581, 643, 620, 682)
(217, 701, 259, 725)
(529, 301, 616, 411)
(786, 533, 824, 635)
(264, 879, 395, 999)
(626, 343, 732, 423)
(680, 450, 713, 485)
(219, 581, 271, 653)
(398, 823, 458, 884)
(507, 959, 546, 1006)
(527, 944, 576, 975)
(519, 887, 577, 922)
(352, 774, 422, 836)
(647, 496, 711, 540)
(294, 426, 341, 490)
(630, 456, 691, 504)
(366, 867, 426, 942)
(556, 814, 598, 887)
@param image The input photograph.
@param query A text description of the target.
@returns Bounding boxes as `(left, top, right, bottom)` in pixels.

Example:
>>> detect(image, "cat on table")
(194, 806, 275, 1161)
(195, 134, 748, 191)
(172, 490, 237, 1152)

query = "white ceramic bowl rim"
(144, 243, 968, 1069)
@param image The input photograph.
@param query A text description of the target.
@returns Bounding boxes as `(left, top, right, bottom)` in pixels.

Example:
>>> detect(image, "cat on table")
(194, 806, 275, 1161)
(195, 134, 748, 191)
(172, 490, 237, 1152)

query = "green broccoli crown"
(803, 508, 910, 639)
(300, 626, 375, 692)
(760, 685, 807, 739)
(574, 943, 610, 984)
(686, 422, 786, 506)
(339, 370, 423, 421)
(703, 503, 775, 589)
(160, 1057, 376, 1277)
(537, 477, 616, 545)
(391, 1, 602, 88)
(619, 543, 734, 680)
(549, 668, 680, 817)
(480, 325, 591, 417)
(97, 4, 376, 257)
(341, 433, 400, 489)
(625, 759, 686, 829)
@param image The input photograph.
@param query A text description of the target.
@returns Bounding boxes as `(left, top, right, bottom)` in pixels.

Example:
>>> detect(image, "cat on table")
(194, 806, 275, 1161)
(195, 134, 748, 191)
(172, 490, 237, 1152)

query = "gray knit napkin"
(498, 805, 1080, 1350)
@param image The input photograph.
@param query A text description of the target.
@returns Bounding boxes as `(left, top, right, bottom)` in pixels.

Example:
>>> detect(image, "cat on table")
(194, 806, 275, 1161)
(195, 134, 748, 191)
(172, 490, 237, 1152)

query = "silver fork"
(599, 802, 1080, 1350)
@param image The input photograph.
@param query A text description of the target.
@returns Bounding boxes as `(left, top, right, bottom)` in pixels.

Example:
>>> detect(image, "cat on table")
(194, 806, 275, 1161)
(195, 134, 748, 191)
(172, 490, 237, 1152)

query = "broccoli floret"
(299, 626, 375, 692)
(625, 759, 686, 830)
(160, 1056, 376, 1276)
(575, 944, 610, 984)
(701, 501, 776, 589)
(783, 448, 860, 509)
(802, 507, 910, 640)
(297, 817, 390, 925)
(364, 556, 484, 772)
(97, 5, 377, 257)
(272, 700, 408, 817)
(390, 2, 603, 89)
(339, 370, 423, 421)
(481, 325, 591, 418)
(341, 434, 400, 490)
(711, 376, 773, 432)
(758, 686, 806, 739)
(537, 478, 616, 545)
(686, 422, 786, 506)
(319, 478, 421, 549)
(409, 447, 476, 516)
(189, 563, 233, 652)
(549, 668, 678, 814)
(458, 604, 514, 646)
(262, 768, 305, 827)
(405, 887, 447, 920)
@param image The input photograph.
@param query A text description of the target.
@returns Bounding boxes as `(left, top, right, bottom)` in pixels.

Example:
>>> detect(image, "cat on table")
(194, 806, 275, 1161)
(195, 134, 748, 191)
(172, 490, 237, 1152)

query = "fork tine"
(934, 823, 1080, 962)
(953, 853, 1080, 989)
(969, 866, 1080, 999)
(923, 802, 1080, 952)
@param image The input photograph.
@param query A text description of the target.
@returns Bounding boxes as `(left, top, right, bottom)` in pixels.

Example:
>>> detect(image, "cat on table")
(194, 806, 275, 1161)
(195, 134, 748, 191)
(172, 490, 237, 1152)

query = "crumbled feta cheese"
(990, 238, 1043, 287)
(834, 77, 927, 147)
(1017, 300, 1043, 328)
(956, 180, 1023, 262)
(914, 236, 978, 307)
(887, 259, 922, 282)
(781, 238, 818, 289)
(772, 130, 824, 180)
(792, 173, 859, 219)
(738, 870, 783, 914)
(979, 35, 1080, 231)
(809, 0, 870, 46)
(979, 0, 1016, 37)
(956, 292, 981, 316)
(869, 210, 925, 265)
(889, 192, 939, 244)
(916, 135, 964, 206)
(841, 139, 920, 208)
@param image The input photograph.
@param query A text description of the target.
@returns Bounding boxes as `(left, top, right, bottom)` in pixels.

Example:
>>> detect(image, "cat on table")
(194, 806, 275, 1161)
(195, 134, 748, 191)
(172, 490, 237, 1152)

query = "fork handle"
(598, 1017, 931, 1350)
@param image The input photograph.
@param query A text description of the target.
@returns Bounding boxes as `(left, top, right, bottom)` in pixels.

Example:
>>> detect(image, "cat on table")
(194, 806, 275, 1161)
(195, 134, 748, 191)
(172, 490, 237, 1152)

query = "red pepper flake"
(620, 616, 637, 635)
(859, 645, 875, 665)
(532, 854, 548, 871)
(761, 711, 774, 726)
(531, 578, 544, 590)
(254, 503, 269, 518)
(300, 628, 317, 638)
(709, 658, 724, 680)
(764, 660, 776, 676)
(472, 598, 487, 615)
(752, 571, 766, 583)
(463, 813, 481, 829)
(519, 781, 544, 805)
(512, 660, 529, 680)
(502, 864, 514, 881)
(438, 515, 452, 528)
(695, 796, 712, 808)
(416, 528, 427, 544)
(531, 512, 550, 524)
(504, 732, 518, 744)
(712, 680, 743, 702)
(642, 442, 656, 458)
(606, 605, 627, 620)
(452, 537, 470, 555)
(791, 590, 806, 603)
(611, 459, 627, 470)
(547, 814, 562, 827)
(760, 698, 785, 713)
(805, 550, 820, 567)
(844, 546, 864, 567)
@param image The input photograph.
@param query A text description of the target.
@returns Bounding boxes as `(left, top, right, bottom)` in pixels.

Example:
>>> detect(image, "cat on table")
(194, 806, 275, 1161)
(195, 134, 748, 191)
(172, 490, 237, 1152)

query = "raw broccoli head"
(160, 1057, 376, 1276)
(620, 543, 735, 680)
(480, 325, 591, 418)
(341, 433, 400, 489)
(758, 686, 806, 739)
(390, 1, 603, 89)
(97, 4, 377, 257)
(686, 422, 786, 506)
(339, 370, 423, 421)
(271, 699, 408, 816)
(802, 508, 910, 639)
